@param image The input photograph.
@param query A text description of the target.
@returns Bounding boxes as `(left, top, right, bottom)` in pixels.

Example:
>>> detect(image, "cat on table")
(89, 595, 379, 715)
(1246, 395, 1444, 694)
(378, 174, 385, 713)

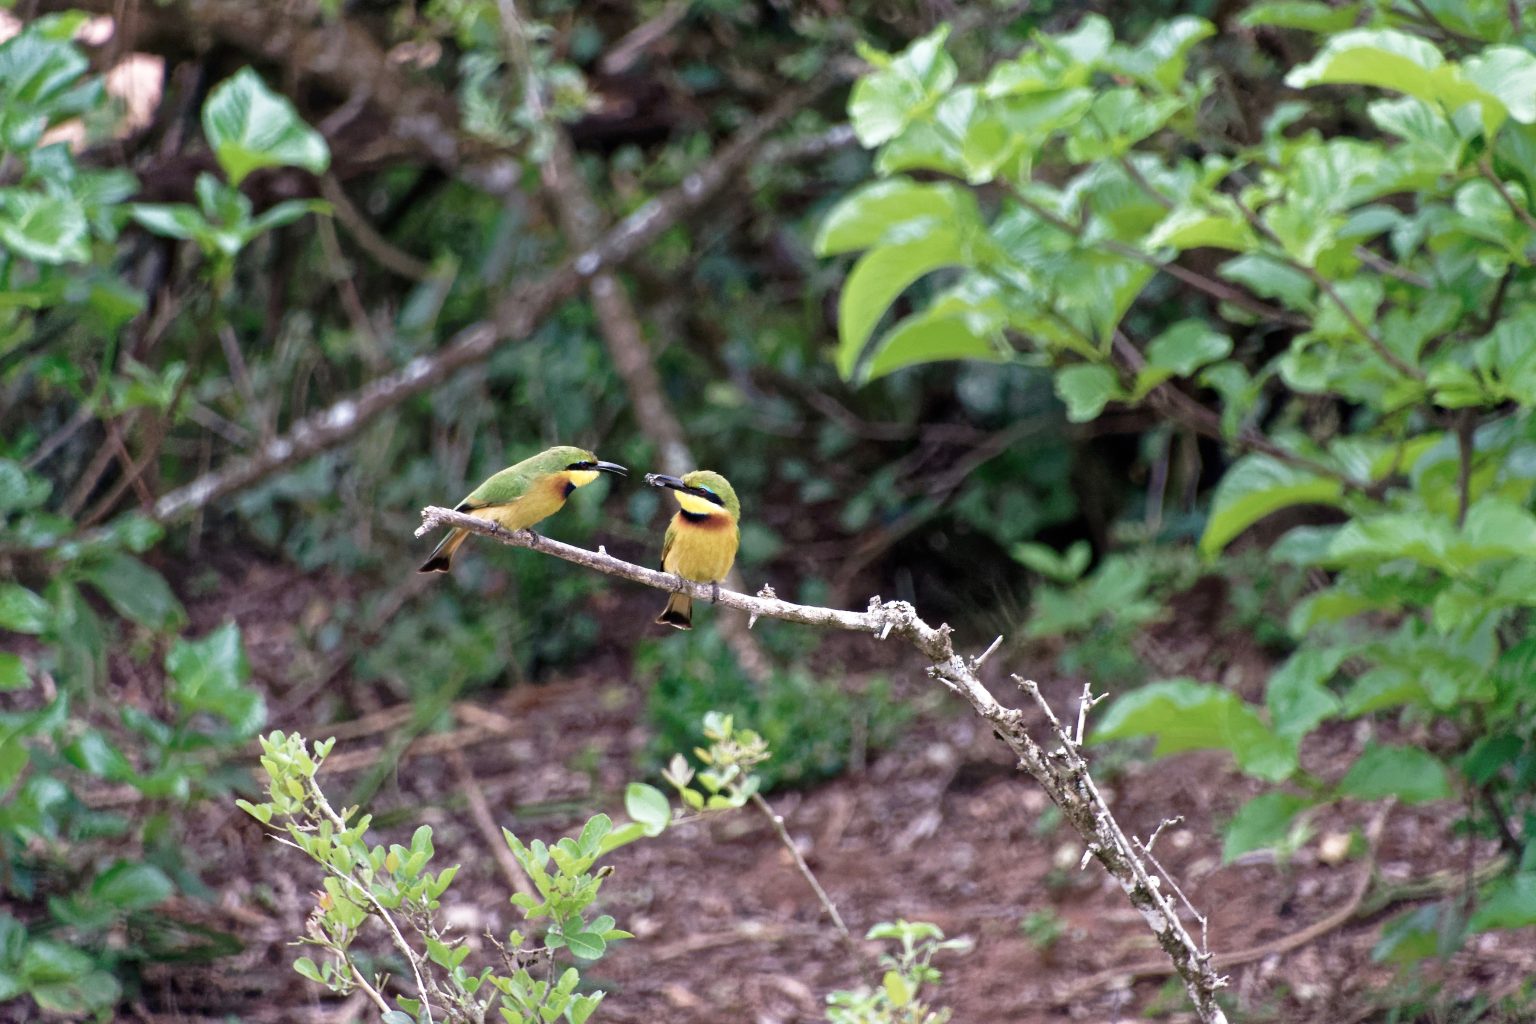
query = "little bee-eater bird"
(646, 470, 740, 629)
(418, 445, 627, 573)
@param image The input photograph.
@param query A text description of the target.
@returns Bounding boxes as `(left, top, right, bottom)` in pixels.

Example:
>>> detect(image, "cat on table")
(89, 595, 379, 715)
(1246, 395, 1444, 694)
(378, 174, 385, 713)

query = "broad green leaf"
(1106, 17, 1214, 93)
(1285, 30, 1444, 103)
(836, 228, 965, 379)
(0, 653, 25, 691)
(563, 930, 606, 960)
(862, 276, 1011, 381)
(1200, 454, 1345, 557)
(624, 782, 671, 836)
(21, 939, 92, 983)
(1470, 874, 1536, 931)
(202, 67, 330, 186)
(1219, 253, 1313, 310)
(1147, 320, 1231, 376)
(129, 203, 210, 242)
(1054, 363, 1121, 422)
(79, 552, 185, 631)
(1373, 905, 1453, 963)
(1339, 744, 1451, 804)
(166, 622, 265, 736)
(1266, 648, 1344, 740)
(248, 198, 328, 237)
(0, 730, 29, 790)
(847, 26, 956, 147)
(0, 459, 49, 513)
(1240, 0, 1361, 31)
(1146, 203, 1256, 252)
(1222, 791, 1314, 862)
(1091, 678, 1296, 781)
(814, 179, 979, 257)
(0, 583, 50, 634)
(0, 189, 89, 264)
(1463, 47, 1536, 125)
(91, 861, 173, 911)
(63, 731, 133, 780)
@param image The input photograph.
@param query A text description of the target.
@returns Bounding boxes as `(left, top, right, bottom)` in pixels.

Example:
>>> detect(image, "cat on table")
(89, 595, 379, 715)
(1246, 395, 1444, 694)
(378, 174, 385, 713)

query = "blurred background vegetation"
(3, 0, 1536, 1018)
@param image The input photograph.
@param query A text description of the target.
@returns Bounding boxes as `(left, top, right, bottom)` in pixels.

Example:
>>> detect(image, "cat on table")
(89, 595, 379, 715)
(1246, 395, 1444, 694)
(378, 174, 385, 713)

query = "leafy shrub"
(0, 23, 330, 1014)
(818, 6, 1536, 957)
(638, 628, 910, 789)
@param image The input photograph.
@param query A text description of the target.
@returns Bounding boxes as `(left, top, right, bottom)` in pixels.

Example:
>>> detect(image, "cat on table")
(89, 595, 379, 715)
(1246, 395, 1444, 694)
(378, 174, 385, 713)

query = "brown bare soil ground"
(74, 557, 1536, 1023)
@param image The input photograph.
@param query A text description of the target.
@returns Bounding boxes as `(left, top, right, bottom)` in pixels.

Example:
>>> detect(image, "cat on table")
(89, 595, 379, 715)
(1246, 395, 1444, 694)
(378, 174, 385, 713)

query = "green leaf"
(1222, 792, 1314, 862)
(0, 653, 25, 691)
(1240, 0, 1362, 32)
(1463, 47, 1536, 126)
(563, 930, 606, 960)
(1339, 744, 1451, 804)
(1091, 679, 1296, 781)
(91, 861, 173, 911)
(0, 189, 89, 264)
(1200, 454, 1345, 557)
(1285, 30, 1445, 101)
(129, 203, 211, 242)
(201, 67, 330, 186)
(1470, 874, 1536, 931)
(814, 179, 978, 256)
(1054, 364, 1121, 422)
(863, 276, 1011, 382)
(1373, 905, 1453, 963)
(21, 939, 92, 983)
(1266, 648, 1344, 740)
(63, 730, 134, 781)
(1108, 16, 1214, 92)
(1146, 320, 1231, 376)
(1146, 203, 1256, 252)
(847, 26, 956, 147)
(0, 583, 51, 634)
(836, 228, 966, 380)
(624, 782, 671, 836)
(79, 551, 185, 631)
(883, 969, 913, 1007)
(166, 622, 265, 736)
(248, 198, 328, 237)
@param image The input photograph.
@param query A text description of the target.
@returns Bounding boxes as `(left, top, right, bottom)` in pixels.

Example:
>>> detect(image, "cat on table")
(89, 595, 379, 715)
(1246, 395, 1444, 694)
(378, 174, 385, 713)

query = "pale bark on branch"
(414, 505, 1232, 1024)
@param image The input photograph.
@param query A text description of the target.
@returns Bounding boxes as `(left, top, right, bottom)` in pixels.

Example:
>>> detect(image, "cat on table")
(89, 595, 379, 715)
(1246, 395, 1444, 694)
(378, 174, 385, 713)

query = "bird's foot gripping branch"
(414, 506, 1232, 1023)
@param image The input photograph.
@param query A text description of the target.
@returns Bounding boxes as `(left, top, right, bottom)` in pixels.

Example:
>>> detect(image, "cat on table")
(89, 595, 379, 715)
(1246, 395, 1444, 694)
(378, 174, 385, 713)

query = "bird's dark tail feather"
(656, 592, 692, 629)
(418, 529, 466, 573)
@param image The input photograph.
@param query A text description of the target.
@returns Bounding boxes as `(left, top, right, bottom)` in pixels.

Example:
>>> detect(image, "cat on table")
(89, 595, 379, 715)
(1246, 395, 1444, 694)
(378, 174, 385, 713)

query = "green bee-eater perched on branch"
(646, 470, 740, 629)
(418, 445, 627, 574)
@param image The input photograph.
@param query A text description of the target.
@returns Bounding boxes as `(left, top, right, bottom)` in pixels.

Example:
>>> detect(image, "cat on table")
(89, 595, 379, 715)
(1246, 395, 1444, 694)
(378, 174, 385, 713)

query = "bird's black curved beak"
(645, 473, 685, 490)
(595, 461, 629, 477)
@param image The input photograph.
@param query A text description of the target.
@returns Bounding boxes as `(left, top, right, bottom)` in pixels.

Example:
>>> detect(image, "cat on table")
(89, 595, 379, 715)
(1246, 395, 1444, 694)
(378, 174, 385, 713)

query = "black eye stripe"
(567, 461, 595, 470)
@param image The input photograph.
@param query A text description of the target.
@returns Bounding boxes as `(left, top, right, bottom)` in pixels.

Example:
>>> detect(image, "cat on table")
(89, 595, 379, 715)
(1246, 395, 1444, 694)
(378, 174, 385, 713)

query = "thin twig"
(748, 792, 858, 957)
(1231, 196, 1423, 380)
(1479, 157, 1536, 232)
(1058, 799, 1395, 1001)
(306, 777, 437, 1022)
(346, 960, 393, 1016)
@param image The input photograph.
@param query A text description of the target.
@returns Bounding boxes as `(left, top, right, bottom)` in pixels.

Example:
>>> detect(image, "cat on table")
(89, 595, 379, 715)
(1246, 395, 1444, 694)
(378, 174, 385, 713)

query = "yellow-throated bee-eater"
(646, 470, 740, 629)
(419, 445, 627, 573)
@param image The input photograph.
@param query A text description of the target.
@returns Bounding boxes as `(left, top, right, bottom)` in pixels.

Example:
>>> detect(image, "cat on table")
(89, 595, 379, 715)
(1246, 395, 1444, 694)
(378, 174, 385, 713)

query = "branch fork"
(415, 506, 1232, 1023)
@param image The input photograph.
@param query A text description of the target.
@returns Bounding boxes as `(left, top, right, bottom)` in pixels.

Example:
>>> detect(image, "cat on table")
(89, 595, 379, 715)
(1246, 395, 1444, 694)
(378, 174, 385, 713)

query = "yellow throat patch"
(565, 469, 600, 487)
(674, 490, 722, 515)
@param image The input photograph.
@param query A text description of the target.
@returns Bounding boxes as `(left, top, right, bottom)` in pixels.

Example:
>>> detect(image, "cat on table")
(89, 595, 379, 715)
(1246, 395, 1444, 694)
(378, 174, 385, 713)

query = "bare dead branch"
(414, 505, 1232, 1024)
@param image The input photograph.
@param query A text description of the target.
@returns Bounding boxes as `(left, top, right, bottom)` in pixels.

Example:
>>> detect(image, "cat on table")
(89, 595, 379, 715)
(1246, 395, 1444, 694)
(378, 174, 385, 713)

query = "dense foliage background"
(3, 0, 1535, 1019)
